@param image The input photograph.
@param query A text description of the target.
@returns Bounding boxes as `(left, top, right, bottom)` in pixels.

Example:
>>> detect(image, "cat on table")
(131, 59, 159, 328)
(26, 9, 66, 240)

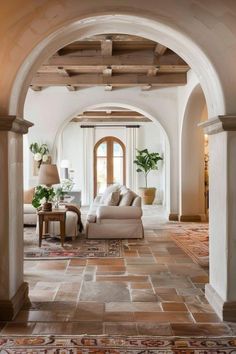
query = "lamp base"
(42, 202, 52, 212)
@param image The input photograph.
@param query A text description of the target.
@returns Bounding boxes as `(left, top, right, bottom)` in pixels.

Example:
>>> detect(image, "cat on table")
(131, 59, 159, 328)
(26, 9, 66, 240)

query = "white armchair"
(86, 185, 144, 239)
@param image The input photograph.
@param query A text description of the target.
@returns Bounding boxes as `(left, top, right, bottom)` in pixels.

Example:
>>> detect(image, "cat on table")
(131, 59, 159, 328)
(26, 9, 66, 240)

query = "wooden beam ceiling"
(31, 34, 190, 90)
(71, 110, 151, 123)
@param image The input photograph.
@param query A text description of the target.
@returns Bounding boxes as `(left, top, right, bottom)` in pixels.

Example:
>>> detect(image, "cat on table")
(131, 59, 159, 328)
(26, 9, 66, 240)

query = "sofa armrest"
(97, 206, 142, 220)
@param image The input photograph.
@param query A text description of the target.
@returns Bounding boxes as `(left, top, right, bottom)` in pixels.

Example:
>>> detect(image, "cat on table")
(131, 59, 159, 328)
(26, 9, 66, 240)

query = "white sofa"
(86, 185, 144, 239)
(24, 188, 37, 225)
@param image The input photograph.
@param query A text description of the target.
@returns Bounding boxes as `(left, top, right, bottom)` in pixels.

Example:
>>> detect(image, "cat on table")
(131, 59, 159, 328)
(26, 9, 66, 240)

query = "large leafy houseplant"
(32, 185, 55, 211)
(134, 148, 163, 204)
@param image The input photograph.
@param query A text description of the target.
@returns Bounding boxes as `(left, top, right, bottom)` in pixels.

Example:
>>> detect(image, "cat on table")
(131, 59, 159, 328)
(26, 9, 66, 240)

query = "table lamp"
(38, 164, 60, 211)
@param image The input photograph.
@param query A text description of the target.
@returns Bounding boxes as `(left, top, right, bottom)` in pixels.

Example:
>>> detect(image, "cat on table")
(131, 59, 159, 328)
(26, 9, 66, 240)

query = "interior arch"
(11, 14, 224, 119)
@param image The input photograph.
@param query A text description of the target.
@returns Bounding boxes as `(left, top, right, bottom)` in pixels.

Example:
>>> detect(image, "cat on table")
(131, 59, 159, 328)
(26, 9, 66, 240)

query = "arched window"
(94, 136, 126, 196)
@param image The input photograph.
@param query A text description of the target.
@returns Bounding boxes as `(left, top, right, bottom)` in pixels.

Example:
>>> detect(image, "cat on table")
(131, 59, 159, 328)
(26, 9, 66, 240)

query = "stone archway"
(1, 7, 236, 321)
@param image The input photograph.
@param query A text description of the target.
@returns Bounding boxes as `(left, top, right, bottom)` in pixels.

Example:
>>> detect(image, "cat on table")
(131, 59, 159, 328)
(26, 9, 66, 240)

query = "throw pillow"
(119, 190, 136, 206)
(100, 184, 120, 204)
(103, 190, 120, 206)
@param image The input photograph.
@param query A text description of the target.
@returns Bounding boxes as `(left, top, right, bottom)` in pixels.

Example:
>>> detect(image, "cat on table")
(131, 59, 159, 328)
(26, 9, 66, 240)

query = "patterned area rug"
(24, 227, 122, 259)
(171, 225, 209, 267)
(0, 335, 236, 353)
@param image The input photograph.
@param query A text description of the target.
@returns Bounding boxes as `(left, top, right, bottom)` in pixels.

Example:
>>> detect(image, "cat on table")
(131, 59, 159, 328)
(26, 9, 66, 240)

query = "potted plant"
(32, 185, 55, 211)
(134, 148, 163, 204)
(29, 143, 50, 168)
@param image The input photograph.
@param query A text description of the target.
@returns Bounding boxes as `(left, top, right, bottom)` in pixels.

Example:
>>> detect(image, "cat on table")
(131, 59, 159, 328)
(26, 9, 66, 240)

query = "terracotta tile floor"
(1, 206, 236, 336)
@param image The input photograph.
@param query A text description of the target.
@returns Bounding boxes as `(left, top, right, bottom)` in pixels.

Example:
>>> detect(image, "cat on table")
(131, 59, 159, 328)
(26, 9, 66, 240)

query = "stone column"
(200, 116, 236, 321)
(0, 116, 33, 320)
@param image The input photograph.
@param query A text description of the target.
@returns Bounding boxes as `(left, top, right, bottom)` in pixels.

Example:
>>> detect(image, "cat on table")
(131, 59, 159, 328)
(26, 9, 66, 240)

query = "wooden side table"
(38, 209, 66, 247)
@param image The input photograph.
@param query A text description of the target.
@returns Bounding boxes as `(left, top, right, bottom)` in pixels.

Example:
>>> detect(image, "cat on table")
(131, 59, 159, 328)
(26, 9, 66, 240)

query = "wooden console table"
(38, 209, 66, 247)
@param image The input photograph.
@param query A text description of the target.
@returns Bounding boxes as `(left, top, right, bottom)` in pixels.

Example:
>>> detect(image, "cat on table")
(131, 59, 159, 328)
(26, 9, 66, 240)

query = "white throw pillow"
(103, 190, 120, 206)
(100, 184, 120, 204)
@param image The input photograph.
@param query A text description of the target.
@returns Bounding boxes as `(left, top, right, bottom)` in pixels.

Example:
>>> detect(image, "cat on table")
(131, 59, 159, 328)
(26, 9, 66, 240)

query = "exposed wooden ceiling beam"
(103, 66, 112, 76)
(141, 84, 152, 91)
(79, 111, 145, 118)
(104, 84, 113, 91)
(31, 73, 187, 87)
(43, 53, 188, 68)
(101, 37, 113, 56)
(57, 67, 69, 77)
(147, 66, 160, 76)
(154, 43, 167, 56)
(66, 85, 76, 91)
(72, 117, 150, 123)
(30, 85, 42, 91)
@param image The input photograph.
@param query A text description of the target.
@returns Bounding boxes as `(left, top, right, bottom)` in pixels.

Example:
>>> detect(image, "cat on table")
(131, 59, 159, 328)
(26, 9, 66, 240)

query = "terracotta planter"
(42, 202, 52, 212)
(139, 187, 156, 205)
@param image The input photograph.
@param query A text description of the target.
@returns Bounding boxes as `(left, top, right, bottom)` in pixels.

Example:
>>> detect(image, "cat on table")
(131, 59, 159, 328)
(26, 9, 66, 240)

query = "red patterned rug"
(0, 335, 236, 353)
(24, 227, 123, 259)
(171, 225, 209, 267)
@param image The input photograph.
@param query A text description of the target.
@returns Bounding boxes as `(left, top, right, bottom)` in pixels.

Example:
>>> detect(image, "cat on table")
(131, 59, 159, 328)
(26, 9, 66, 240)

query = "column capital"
(0, 115, 33, 134)
(199, 115, 236, 135)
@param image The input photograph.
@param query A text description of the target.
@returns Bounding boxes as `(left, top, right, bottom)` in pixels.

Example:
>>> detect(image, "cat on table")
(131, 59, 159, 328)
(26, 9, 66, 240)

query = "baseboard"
(169, 213, 178, 221)
(205, 283, 236, 322)
(0, 282, 29, 321)
(179, 214, 201, 222)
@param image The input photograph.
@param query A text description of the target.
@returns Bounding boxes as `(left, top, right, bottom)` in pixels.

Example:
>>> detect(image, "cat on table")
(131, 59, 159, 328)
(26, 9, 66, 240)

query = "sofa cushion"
(103, 190, 120, 206)
(119, 190, 136, 206)
(100, 184, 120, 204)
(24, 204, 36, 214)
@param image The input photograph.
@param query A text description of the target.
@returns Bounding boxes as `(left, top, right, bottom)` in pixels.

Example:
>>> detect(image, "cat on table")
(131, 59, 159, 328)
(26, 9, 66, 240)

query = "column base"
(169, 213, 178, 221)
(205, 283, 236, 322)
(179, 214, 201, 222)
(0, 282, 29, 321)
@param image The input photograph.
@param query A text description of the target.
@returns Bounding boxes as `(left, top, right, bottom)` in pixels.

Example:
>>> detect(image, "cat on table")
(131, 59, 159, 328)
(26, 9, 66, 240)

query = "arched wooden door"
(94, 136, 126, 196)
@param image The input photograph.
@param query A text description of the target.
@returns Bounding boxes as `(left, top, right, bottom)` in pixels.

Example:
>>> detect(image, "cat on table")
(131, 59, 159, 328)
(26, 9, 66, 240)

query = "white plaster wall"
(24, 85, 179, 213)
(60, 122, 166, 205)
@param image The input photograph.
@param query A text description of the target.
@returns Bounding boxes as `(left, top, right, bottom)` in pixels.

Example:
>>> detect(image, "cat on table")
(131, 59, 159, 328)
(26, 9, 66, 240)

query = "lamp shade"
(60, 159, 70, 168)
(38, 164, 60, 186)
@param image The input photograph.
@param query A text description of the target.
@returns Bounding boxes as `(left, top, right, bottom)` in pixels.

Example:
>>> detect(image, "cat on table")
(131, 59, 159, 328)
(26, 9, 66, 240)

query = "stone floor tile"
(103, 312, 135, 322)
(36, 261, 68, 270)
(79, 281, 130, 302)
(177, 288, 204, 296)
(104, 322, 138, 335)
(87, 258, 125, 266)
(186, 302, 214, 313)
(190, 275, 209, 283)
(137, 322, 173, 335)
(73, 302, 104, 321)
(161, 302, 188, 312)
(127, 264, 167, 274)
(105, 302, 162, 312)
(125, 257, 156, 265)
(124, 250, 138, 257)
(171, 323, 232, 336)
(13, 310, 71, 322)
(96, 275, 149, 282)
(69, 259, 87, 267)
(192, 313, 221, 323)
(71, 321, 103, 334)
(33, 322, 73, 334)
(130, 282, 152, 289)
(134, 312, 193, 323)
(131, 289, 157, 302)
(1, 323, 36, 335)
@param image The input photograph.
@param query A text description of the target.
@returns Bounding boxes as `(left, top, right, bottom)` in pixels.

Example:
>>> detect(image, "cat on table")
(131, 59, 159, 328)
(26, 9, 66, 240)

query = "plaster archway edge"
(10, 14, 225, 119)
(51, 100, 171, 213)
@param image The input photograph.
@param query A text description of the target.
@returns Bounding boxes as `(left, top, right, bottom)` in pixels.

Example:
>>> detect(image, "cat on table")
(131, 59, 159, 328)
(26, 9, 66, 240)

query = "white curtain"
(82, 127, 94, 205)
(126, 127, 138, 192)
